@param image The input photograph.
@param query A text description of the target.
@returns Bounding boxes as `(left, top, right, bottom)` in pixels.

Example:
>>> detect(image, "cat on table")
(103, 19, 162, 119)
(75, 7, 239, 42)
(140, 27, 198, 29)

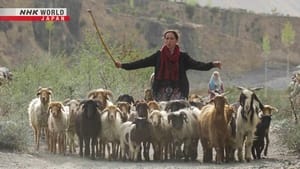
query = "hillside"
(197, 0, 300, 17)
(1, 0, 300, 85)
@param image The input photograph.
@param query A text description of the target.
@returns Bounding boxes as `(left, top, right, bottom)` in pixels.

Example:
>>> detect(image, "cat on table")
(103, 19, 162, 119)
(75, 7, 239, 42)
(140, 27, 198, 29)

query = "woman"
(208, 71, 224, 99)
(115, 29, 221, 101)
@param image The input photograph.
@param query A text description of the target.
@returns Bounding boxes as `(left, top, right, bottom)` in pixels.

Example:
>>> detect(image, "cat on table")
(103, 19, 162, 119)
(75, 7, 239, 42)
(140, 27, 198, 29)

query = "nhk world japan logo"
(0, 8, 70, 21)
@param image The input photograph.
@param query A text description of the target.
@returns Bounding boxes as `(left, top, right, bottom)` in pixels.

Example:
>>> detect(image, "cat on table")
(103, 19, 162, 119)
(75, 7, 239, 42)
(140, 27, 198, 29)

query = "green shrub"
(0, 32, 152, 151)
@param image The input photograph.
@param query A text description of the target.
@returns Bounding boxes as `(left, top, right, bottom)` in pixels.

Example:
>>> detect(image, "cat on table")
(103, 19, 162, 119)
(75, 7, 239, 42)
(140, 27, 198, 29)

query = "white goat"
(235, 86, 264, 162)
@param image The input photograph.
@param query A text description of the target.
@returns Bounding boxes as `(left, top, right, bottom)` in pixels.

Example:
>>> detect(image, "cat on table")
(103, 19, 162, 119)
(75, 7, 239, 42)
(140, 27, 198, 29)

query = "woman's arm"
(184, 53, 221, 70)
(116, 51, 158, 70)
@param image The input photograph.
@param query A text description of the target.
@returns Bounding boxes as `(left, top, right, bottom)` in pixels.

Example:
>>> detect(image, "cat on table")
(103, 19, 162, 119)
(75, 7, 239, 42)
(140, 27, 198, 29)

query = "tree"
(45, 21, 54, 56)
(262, 33, 270, 97)
(281, 21, 295, 77)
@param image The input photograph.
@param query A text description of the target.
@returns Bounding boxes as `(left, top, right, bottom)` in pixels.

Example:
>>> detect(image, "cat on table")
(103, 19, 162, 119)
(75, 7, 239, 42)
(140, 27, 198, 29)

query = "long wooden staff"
(87, 9, 116, 64)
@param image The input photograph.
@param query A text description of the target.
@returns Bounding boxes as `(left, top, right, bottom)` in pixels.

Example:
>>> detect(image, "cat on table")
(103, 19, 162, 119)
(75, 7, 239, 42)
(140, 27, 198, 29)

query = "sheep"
(188, 93, 207, 110)
(165, 99, 191, 112)
(147, 100, 161, 111)
(28, 87, 52, 151)
(133, 101, 151, 161)
(47, 101, 68, 154)
(235, 86, 264, 162)
(87, 88, 113, 110)
(75, 99, 101, 160)
(99, 105, 123, 160)
(122, 117, 152, 161)
(144, 88, 154, 102)
(116, 101, 131, 122)
(116, 94, 135, 105)
(149, 109, 172, 161)
(198, 94, 230, 163)
(64, 99, 80, 153)
(167, 107, 200, 161)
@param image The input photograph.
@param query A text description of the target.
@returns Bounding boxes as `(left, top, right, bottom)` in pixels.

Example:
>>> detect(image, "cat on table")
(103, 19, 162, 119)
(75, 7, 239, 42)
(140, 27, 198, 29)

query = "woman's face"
(164, 32, 178, 50)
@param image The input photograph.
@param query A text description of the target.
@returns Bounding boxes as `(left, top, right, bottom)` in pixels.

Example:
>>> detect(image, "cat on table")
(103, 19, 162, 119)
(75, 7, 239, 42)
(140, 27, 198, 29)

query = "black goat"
(252, 115, 272, 159)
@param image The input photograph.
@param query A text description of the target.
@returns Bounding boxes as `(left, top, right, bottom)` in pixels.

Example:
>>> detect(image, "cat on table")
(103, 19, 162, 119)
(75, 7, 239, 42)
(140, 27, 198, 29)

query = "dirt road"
(0, 120, 299, 169)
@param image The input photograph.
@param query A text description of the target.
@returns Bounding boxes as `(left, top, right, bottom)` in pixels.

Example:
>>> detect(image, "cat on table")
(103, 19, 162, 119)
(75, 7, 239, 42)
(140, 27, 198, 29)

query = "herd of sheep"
(27, 85, 280, 164)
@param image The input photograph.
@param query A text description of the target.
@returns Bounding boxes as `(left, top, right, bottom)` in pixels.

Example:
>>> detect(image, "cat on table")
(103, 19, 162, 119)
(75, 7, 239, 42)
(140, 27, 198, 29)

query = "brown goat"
(198, 94, 229, 163)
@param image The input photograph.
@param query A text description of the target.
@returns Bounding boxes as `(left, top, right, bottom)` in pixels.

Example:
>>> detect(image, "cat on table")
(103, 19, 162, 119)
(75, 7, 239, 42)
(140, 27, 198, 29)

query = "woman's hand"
(115, 61, 122, 68)
(213, 61, 222, 69)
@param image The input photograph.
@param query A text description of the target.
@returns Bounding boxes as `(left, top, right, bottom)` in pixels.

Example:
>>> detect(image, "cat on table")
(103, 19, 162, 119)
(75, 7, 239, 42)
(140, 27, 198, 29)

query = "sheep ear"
(47, 106, 52, 114)
(47, 88, 53, 94)
(60, 103, 65, 112)
(167, 114, 173, 124)
(36, 87, 42, 96)
(180, 111, 188, 123)
(271, 106, 278, 112)
(63, 98, 70, 105)
(105, 90, 113, 99)
(87, 91, 96, 99)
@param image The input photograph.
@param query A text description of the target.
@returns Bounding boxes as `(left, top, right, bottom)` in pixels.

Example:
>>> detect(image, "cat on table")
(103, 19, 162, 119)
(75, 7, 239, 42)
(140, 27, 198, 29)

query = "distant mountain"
(198, 0, 300, 17)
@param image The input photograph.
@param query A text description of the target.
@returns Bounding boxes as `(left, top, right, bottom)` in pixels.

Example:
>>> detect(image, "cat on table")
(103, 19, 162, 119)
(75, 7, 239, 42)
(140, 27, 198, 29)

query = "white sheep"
(28, 87, 52, 151)
(64, 99, 80, 153)
(149, 109, 172, 161)
(99, 105, 123, 160)
(87, 88, 113, 110)
(167, 107, 200, 161)
(48, 101, 68, 154)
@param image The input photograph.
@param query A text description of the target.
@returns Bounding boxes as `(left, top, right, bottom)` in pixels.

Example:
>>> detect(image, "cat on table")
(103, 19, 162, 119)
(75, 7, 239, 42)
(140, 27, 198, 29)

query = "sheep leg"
(133, 144, 141, 161)
(190, 138, 198, 161)
(91, 137, 97, 160)
(163, 143, 168, 161)
(143, 141, 150, 161)
(36, 128, 41, 150)
(251, 144, 257, 159)
(84, 138, 90, 158)
(153, 142, 161, 161)
(107, 143, 111, 160)
(183, 140, 191, 162)
(79, 136, 83, 157)
(159, 143, 163, 161)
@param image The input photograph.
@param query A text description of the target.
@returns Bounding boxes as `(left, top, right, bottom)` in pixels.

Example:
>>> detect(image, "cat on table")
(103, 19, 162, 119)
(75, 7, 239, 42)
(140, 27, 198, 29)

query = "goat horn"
(250, 87, 264, 91)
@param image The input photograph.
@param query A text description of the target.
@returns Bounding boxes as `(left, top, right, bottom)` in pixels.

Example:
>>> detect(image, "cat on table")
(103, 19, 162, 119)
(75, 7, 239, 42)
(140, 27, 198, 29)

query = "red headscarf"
(156, 45, 180, 81)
